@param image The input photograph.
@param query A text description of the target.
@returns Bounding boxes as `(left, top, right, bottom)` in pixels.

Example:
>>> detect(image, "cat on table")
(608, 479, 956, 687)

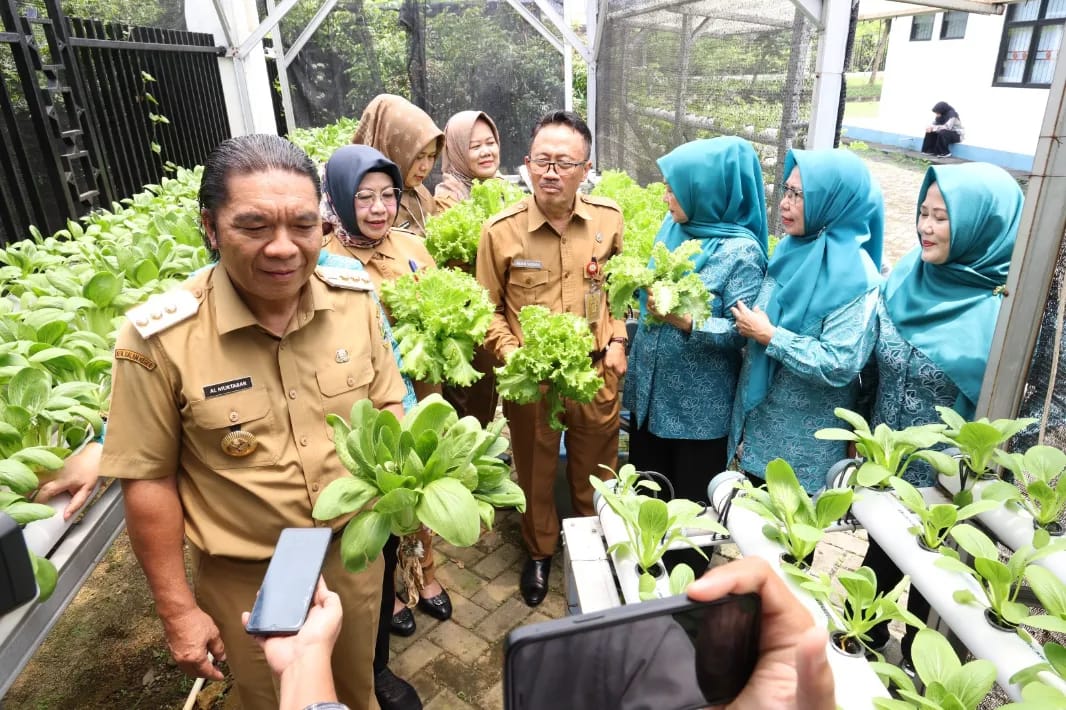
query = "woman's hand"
(647, 292, 693, 334)
(688, 558, 834, 710)
(731, 301, 776, 346)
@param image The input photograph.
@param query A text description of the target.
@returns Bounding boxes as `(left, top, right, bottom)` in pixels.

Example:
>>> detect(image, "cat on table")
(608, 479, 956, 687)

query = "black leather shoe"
(389, 606, 416, 637)
(417, 588, 453, 620)
(520, 557, 551, 607)
(374, 667, 423, 710)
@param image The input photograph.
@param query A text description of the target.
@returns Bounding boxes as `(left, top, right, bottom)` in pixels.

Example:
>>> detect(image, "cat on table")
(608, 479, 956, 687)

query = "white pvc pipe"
(851, 487, 1049, 700)
(23, 494, 77, 558)
(593, 494, 672, 603)
(938, 474, 1066, 583)
(707, 472, 890, 707)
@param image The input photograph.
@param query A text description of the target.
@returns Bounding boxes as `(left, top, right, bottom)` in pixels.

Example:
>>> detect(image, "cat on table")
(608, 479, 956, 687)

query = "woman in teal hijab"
(729, 149, 883, 493)
(623, 137, 768, 503)
(862, 161, 1022, 660)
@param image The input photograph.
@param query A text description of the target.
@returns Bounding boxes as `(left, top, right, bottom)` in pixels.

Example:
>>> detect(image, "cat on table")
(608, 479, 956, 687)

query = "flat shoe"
(390, 606, 416, 637)
(417, 588, 453, 620)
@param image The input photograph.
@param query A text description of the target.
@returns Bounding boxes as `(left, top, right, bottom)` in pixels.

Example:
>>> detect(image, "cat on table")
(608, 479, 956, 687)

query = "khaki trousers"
(504, 365, 620, 558)
(192, 537, 383, 710)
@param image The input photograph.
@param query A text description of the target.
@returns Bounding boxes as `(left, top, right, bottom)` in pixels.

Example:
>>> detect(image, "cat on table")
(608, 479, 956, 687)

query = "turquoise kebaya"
(625, 137, 768, 445)
(741, 148, 884, 414)
(637, 136, 768, 318)
(884, 162, 1023, 412)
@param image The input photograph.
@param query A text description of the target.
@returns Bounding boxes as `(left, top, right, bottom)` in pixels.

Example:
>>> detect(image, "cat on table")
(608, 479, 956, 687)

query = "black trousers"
(373, 535, 399, 674)
(921, 130, 961, 155)
(627, 424, 728, 504)
(862, 539, 930, 658)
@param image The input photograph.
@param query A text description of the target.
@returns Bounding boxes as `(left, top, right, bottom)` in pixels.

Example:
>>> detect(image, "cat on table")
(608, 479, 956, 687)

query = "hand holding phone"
(245, 527, 332, 636)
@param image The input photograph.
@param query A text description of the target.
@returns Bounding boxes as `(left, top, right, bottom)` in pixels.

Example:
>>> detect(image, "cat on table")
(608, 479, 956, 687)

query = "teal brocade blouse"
(623, 237, 766, 441)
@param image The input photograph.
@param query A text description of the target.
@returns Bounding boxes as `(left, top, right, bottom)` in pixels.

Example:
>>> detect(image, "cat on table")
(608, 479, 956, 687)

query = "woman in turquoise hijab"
(862, 161, 1022, 659)
(624, 137, 768, 503)
(729, 149, 883, 494)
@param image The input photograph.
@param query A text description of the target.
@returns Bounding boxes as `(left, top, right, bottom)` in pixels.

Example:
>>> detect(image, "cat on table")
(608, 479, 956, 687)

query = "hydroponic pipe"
(849, 487, 1049, 700)
(707, 472, 890, 707)
(938, 474, 1066, 583)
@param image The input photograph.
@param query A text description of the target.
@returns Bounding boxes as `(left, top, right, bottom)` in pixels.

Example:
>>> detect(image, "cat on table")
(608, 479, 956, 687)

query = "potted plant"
(312, 395, 526, 585)
(815, 408, 956, 488)
(935, 406, 1036, 505)
(731, 458, 853, 569)
(935, 524, 1066, 631)
(590, 464, 725, 600)
(982, 445, 1066, 535)
(889, 476, 999, 552)
(870, 628, 997, 709)
(791, 565, 924, 657)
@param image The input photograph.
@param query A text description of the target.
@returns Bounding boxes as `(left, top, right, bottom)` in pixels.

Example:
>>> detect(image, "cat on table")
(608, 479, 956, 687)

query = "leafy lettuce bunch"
(425, 179, 525, 266)
(379, 267, 494, 386)
(603, 240, 712, 325)
(495, 305, 604, 431)
(314, 394, 525, 572)
(591, 170, 667, 266)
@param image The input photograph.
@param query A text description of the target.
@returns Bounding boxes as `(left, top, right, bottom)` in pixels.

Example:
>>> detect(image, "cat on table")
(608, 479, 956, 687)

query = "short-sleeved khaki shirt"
(101, 265, 407, 560)
(324, 228, 435, 291)
(476, 194, 627, 360)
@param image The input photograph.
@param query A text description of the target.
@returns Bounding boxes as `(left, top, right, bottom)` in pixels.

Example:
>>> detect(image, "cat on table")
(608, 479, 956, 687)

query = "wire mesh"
(597, 0, 820, 226)
(275, 0, 564, 179)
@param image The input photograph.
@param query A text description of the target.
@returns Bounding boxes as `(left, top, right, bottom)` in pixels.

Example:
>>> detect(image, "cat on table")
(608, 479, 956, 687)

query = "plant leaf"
(417, 477, 480, 547)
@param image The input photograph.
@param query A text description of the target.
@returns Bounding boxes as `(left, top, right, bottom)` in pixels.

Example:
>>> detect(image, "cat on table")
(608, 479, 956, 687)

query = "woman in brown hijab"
(352, 94, 444, 237)
(434, 110, 502, 208)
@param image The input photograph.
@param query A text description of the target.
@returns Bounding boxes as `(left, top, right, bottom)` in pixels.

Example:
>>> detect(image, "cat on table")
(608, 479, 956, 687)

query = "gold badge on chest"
(221, 428, 258, 457)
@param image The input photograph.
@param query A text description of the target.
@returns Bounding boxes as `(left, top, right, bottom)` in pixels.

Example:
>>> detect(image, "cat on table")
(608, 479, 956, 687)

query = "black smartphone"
(244, 527, 332, 636)
(504, 592, 760, 710)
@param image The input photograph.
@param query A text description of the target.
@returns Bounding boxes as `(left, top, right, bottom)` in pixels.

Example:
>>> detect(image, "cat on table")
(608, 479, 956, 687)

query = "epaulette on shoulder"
(127, 289, 201, 338)
(581, 193, 622, 213)
(485, 199, 529, 227)
(315, 265, 375, 292)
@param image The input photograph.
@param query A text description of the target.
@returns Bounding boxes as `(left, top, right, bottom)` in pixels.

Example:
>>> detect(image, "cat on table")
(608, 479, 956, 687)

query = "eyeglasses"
(780, 184, 804, 203)
(354, 187, 402, 208)
(527, 158, 588, 176)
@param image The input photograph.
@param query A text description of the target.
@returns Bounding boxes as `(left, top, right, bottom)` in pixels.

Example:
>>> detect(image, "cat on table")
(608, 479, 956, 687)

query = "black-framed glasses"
(354, 187, 402, 208)
(780, 184, 804, 203)
(527, 157, 588, 176)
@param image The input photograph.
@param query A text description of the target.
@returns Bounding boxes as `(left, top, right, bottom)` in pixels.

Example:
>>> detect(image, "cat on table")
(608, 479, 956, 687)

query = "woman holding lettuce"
(319, 145, 451, 709)
(623, 137, 768, 504)
(729, 149, 883, 495)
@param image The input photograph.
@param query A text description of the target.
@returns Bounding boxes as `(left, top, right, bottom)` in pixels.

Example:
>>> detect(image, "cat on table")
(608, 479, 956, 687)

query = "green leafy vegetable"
(602, 240, 712, 325)
(494, 306, 604, 432)
(984, 445, 1066, 528)
(379, 267, 494, 386)
(424, 179, 525, 266)
(314, 395, 525, 572)
(287, 117, 361, 165)
(871, 628, 996, 710)
(591, 170, 667, 266)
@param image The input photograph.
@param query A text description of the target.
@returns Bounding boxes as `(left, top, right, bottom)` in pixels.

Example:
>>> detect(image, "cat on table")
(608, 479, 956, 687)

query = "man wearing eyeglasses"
(476, 110, 627, 607)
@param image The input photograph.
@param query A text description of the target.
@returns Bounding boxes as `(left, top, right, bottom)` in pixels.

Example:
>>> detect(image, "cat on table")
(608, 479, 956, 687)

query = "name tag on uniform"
(203, 376, 253, 398)
(513, 259, 543, 269)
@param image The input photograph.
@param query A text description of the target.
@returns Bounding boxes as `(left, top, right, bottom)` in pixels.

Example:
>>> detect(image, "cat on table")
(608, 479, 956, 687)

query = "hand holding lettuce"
(603, 240, 712, 325)
(495, 305, 604, 432)
(379, 267, 494, 386)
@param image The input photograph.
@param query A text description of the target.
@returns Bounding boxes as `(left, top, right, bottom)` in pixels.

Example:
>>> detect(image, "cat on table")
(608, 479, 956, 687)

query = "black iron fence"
(0, 0, 229, 244)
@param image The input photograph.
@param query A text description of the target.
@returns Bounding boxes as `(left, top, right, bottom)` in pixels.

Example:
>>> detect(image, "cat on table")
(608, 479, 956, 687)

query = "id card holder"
(585, 282, 602, 325)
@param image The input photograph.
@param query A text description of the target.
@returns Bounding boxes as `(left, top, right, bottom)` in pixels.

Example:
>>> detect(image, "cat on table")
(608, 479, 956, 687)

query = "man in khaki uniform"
(101, 135, 406, 710)
(476, 111, 627, 607)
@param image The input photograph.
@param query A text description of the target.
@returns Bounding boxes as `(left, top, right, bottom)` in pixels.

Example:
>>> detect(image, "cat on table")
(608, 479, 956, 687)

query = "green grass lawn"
(844, 101, 880, 120)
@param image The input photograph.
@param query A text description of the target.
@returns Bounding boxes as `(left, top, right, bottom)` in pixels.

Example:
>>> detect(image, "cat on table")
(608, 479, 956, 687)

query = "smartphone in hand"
(245, 527, 332, 636)
(504, 592, 761, 710)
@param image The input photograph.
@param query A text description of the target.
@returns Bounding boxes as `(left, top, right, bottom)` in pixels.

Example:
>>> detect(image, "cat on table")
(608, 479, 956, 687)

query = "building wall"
(845, 10, 1051, 168)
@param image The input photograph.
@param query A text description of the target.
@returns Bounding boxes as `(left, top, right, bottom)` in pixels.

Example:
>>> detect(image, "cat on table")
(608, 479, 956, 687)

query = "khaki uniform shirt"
(476, 194, 627, 360)
(324, 229, 440, 400)
(324, 228, 435, 290)
(101, 265, 407, 560)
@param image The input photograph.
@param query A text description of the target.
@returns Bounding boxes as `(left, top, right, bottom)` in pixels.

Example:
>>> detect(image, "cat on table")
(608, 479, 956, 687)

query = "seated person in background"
(921, 101, 964, 158)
